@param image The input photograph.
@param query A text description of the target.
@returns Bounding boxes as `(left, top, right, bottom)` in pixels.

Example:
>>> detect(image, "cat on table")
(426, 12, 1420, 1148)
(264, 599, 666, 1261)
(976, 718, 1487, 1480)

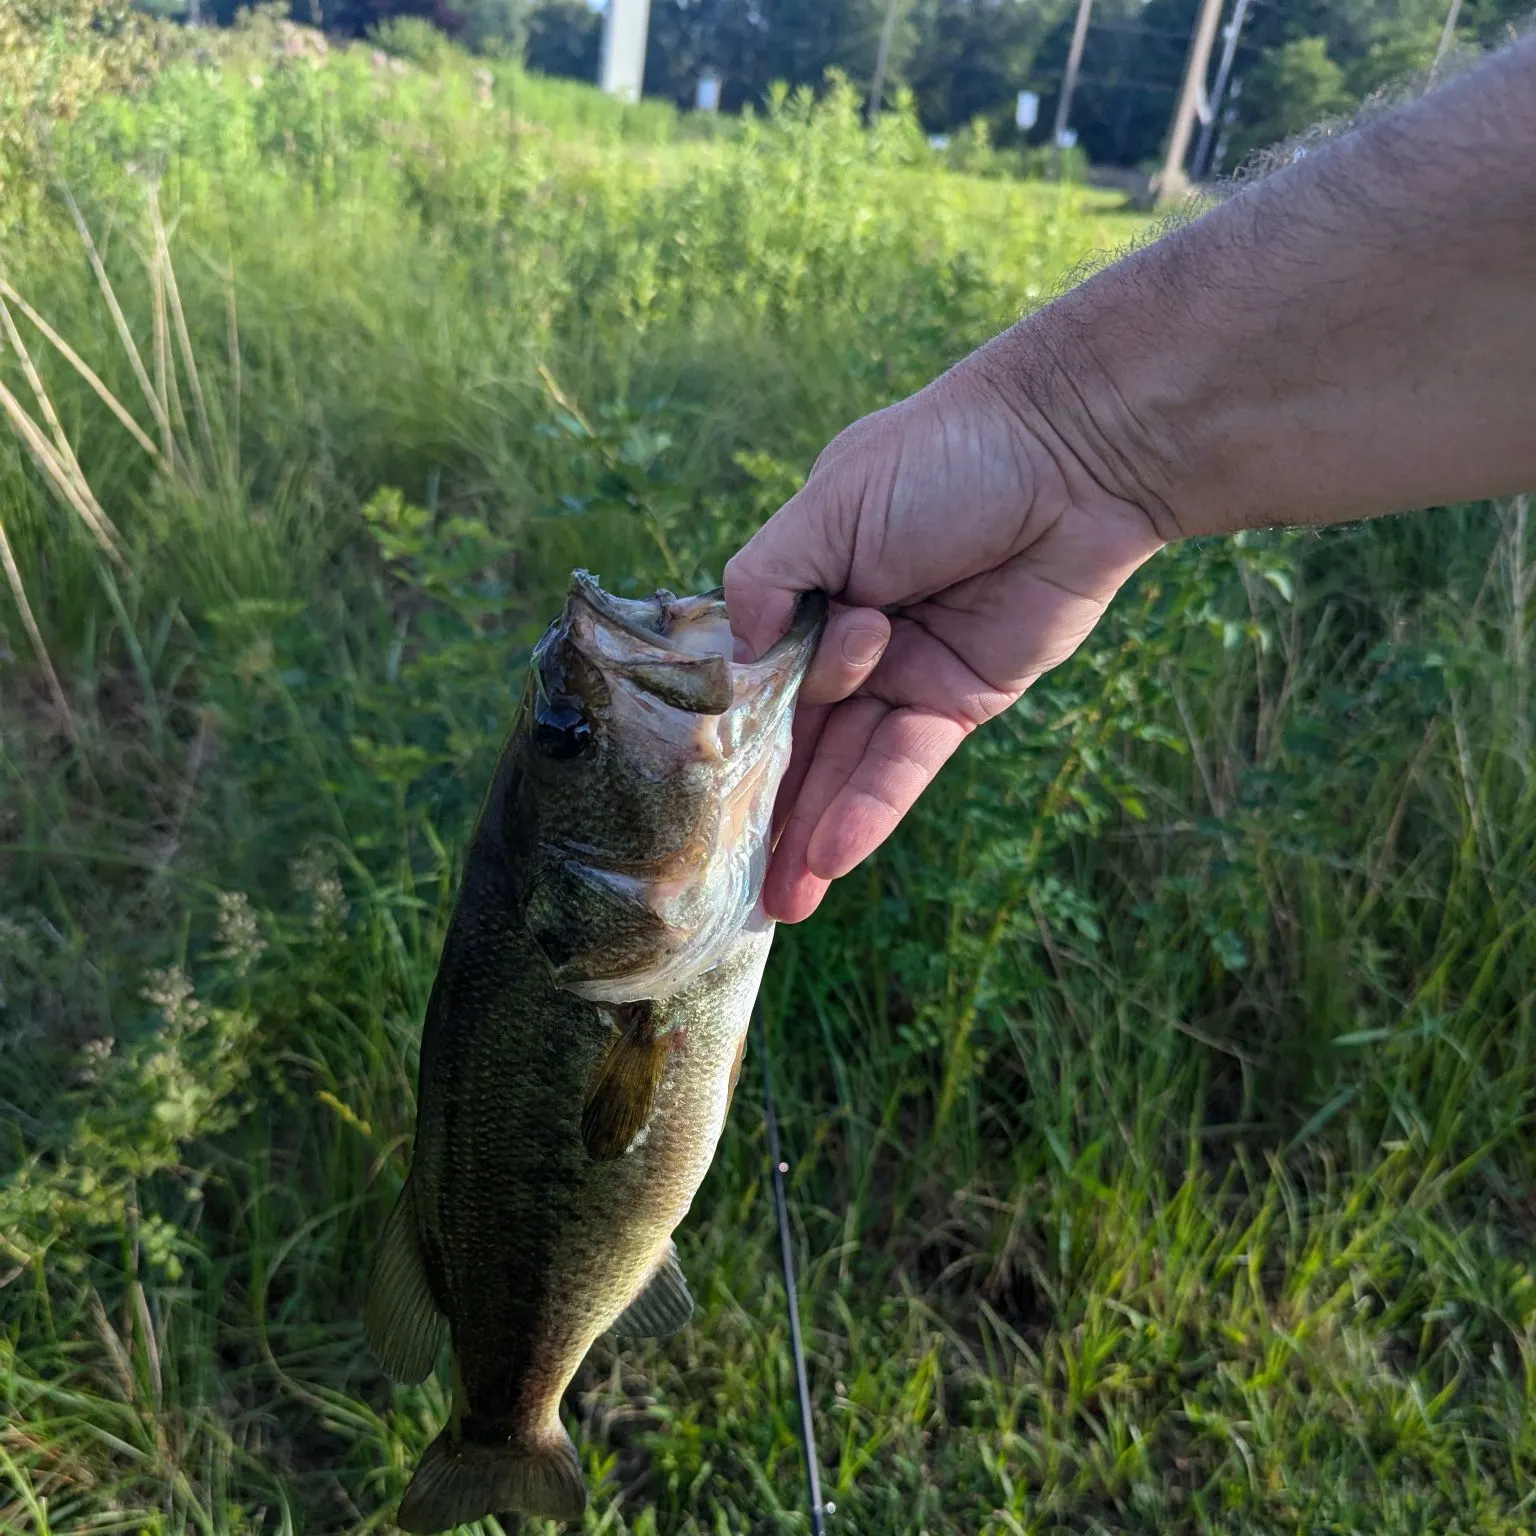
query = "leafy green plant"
(0, 0, 166, 222)
(1, 25, 1534, 1536)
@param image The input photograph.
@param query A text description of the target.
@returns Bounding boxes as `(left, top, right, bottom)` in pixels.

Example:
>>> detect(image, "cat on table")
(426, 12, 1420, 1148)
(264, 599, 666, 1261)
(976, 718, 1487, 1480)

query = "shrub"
(0, 0, 165, 221)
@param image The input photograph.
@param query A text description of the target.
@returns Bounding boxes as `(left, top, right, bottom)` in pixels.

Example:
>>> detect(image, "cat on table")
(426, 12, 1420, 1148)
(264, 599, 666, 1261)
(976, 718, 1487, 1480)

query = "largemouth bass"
(363, 570, 826, 1532)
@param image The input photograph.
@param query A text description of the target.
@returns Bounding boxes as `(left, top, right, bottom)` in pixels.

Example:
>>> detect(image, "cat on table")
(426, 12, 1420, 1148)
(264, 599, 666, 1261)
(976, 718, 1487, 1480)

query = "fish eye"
(534, 700, 593, 761)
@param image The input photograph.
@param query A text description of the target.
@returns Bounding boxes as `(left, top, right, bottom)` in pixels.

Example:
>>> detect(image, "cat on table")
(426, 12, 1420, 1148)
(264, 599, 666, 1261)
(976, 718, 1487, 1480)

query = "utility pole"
(600, 0, 653, 104)
(1431, 0, 1464, 80)
(1152, 0, 1226, 204)
(1192, 0, 1252, 181)
(1051, 0, 1095, 147)
(869, 0, 902, 119)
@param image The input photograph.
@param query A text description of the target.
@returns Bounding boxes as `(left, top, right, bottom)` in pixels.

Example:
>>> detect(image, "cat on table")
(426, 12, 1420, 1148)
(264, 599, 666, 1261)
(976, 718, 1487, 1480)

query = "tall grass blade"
(0, 377, 123, 567)
(0, 507, 75, 742)
(95, 562, 164, 755)
(149, 183, 216, 477)
(1508, 494, 1530, 775)
(148, 226, 177, 473)
(0, 293, 124, 561)
(58, 183, 165, 443)
(225, 270, 240, 485)
(0, 276, 160, 462)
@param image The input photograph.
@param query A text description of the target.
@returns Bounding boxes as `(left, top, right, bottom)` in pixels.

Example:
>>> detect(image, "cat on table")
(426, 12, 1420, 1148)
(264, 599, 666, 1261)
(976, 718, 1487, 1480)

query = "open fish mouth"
(560, 569, 828, 758)
(524, 571, 827, 1004)
(564, 571, 823, 724)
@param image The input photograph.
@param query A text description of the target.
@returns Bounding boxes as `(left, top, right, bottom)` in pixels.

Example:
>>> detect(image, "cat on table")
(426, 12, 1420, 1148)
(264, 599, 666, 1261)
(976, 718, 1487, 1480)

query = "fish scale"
(362, 572, 826, 1532)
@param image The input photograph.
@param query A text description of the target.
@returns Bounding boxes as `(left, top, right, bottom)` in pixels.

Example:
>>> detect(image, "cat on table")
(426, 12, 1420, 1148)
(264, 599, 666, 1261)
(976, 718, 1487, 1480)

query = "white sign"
(695, 73, 720, 112)
(599, 0, 653, 104)
(1054, 127, 1078, 150)
(1015, 90, 1039, 130)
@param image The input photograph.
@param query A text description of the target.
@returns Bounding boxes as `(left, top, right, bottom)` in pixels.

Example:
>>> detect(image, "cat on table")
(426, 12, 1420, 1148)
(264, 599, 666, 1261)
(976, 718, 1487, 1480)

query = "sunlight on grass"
(1, 18, 1533, 1536)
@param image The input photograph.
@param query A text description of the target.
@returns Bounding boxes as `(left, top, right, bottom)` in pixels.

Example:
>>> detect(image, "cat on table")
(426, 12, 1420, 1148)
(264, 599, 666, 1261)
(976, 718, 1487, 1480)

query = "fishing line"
(755, 1002, 830, 1535)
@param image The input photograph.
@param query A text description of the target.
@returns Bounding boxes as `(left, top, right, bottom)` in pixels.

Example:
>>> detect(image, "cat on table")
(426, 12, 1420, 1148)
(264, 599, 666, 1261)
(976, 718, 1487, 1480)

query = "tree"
(447, 0, 530, 53)
(642, 0, 751, 110)
(642, 0, 889, 113)
(525, 0, 600, 78)
(1222, 34, 1349, 165)
(757, 0, 889, 98)
(903, 0, 1066, 136)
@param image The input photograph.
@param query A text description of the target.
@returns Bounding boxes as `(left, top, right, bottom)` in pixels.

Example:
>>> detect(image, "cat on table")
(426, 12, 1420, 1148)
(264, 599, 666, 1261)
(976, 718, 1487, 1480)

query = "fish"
(363, 569, 827, 1533)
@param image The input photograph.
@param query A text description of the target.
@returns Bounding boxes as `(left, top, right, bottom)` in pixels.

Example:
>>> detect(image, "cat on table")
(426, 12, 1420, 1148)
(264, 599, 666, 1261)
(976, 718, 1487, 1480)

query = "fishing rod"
(755, 1003, 831, 1535)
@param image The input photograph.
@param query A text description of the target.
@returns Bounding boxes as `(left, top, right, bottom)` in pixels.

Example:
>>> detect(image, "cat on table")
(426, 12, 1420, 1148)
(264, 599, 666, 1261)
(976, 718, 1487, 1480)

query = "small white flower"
(214, 891, 266, 978)
(291, 846, 349, 931)
(143, 965, 206, 1034)
(78, 1036, 116, 1083)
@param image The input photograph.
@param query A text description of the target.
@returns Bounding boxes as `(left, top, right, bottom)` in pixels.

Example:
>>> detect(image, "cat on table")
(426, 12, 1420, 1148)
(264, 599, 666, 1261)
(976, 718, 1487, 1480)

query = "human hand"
(724, 351, 1167, 924)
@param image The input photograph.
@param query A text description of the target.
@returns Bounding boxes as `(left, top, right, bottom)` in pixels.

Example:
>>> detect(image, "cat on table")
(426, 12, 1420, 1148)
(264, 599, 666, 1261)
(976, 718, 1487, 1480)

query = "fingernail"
(842, 626, 887, 669)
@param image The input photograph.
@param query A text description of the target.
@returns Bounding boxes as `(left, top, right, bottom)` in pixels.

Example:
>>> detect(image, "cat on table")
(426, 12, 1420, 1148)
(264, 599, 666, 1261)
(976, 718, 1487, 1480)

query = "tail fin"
(395, 1424, 586, 1533)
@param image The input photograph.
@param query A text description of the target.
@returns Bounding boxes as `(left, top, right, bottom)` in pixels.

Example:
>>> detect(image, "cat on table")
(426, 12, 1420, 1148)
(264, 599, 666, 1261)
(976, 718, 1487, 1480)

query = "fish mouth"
(563, 570, 826, 715)
(560, 567, 828, 856)
(530, 572, 827, 1003)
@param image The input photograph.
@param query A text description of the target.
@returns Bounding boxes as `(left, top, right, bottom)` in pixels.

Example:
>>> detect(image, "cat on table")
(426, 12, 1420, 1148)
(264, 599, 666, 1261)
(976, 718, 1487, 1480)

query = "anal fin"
(581, 1000, 667, 1161)
(363, 1177, 449, 1384)
(611, 1242, 694, 1338)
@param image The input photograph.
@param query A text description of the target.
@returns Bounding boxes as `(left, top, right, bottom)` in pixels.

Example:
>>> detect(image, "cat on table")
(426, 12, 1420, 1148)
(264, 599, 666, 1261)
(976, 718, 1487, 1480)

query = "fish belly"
(556, 919, 775, 1333)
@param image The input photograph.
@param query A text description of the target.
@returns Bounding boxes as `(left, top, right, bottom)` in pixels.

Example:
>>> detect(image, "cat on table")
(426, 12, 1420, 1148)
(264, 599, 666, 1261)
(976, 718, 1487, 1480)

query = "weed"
(1, 25, 1533, 1536)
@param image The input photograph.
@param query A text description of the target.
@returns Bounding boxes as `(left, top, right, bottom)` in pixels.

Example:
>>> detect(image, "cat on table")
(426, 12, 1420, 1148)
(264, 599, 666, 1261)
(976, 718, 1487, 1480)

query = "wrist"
(960, 283, 1196, 547)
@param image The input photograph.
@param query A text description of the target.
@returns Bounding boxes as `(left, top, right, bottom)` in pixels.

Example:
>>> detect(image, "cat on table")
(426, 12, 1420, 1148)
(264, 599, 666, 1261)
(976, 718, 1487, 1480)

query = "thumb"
(723, 450, 864, 660)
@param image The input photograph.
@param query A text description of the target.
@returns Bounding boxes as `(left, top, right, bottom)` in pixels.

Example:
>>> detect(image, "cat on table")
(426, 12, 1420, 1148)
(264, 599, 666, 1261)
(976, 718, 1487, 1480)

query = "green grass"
(3, 21, 1535, 1536)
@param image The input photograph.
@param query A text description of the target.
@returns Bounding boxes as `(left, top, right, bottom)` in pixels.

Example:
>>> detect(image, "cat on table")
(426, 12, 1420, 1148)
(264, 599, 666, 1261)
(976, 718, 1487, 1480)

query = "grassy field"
(3, 18, 1535, 1536)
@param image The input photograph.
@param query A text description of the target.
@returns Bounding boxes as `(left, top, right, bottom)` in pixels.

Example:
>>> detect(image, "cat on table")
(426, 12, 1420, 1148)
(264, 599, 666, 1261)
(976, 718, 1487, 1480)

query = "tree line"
(184, 0, 1532, 172)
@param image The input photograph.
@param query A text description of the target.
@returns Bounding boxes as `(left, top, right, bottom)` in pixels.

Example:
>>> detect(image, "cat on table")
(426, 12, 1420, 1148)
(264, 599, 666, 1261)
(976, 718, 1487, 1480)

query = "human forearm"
(978, 36, 1536, 540)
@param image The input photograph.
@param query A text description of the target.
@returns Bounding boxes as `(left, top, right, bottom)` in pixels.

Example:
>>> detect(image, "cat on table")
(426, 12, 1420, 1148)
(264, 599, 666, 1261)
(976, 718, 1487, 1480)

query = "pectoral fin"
(611, 1243, 694, 1338)
(581, 1000, 666, 1161)
(363, 1177, 448, 1384)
